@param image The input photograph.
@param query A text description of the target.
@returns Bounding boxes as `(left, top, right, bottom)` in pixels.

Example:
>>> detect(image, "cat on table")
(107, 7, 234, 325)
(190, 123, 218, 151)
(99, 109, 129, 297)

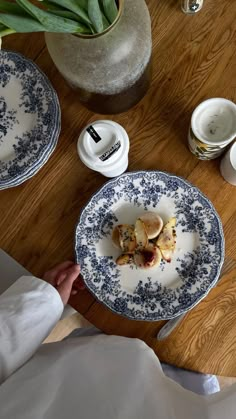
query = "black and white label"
(99, 141, 121, 162)
(86, 125, 102, 143)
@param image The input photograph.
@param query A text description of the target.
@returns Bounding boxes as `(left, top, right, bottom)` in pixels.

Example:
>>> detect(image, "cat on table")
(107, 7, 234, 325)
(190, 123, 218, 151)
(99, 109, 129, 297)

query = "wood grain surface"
(1, 0, 236, 375)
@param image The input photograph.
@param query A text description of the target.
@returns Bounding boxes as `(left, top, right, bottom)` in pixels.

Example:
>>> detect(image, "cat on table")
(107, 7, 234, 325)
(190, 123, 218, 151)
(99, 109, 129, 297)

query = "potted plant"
(0, 0, 152, 114)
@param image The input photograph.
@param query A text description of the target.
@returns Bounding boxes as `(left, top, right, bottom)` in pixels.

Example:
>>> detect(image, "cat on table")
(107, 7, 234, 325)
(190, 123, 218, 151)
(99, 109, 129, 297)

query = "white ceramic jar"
(77, 120, 129, 178)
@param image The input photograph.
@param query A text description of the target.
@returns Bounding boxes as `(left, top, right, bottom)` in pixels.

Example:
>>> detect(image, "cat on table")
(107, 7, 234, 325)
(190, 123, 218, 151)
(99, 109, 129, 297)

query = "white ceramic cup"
(188, 98, 236, 160)
(77, 120, 130, 178)
(220, 142, 236, 186)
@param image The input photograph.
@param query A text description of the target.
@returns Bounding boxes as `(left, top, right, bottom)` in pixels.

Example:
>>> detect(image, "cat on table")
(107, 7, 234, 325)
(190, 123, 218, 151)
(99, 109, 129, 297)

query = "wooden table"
(1, 0, 236, 376)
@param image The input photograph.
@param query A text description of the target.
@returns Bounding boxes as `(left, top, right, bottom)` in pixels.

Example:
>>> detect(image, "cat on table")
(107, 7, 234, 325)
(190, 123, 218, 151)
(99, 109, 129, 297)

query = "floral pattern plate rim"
(75, 171, 225, 321)
(0, 50, 61, 190)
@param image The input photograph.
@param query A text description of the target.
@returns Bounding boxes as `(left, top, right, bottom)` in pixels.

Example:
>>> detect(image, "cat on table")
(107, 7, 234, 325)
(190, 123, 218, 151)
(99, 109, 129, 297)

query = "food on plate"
(156, 217, 176, 250)
(134, 218, 148, 249)
(116, 254, 133, 266)
(156, 217, 176, 262)
(112, 212, 177, 268)
(134, 244, 162, 269)
(160, 249, 173, 263)
(112, 226, 121, 249)
(139, 211, 163, 239)
(117, 224, 136, 253)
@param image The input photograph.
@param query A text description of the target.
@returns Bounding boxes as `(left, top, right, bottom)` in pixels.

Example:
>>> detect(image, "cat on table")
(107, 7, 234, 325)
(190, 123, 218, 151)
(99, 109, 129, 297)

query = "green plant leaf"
(45, 0, 91, 25)
(88, 23, 95, 34)
(40, 0, 87, 23)
(0, 0, 26, 15)
(55, 0, 88, 10)
(39, 1, 66, 11)
(0, 13, 45, 32)
(101, 0, 118, 24)
(0, 22, 15, 36)
(88, 0, 103, 33)
(77, 0, 88, 9)
(102, 12, 109, 29)
(48, 9, 85, 23)
(16, 0, 86, 32)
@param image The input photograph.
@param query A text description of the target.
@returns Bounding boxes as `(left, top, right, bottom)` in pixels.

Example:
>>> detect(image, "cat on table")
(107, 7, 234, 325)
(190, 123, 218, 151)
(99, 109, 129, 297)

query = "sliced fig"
(156, 217, 177, 250)
(112, 226, 121, 249)
(116, 254, 133, 266)
(134, 218, 148, 250)
(139, 212, 163, 239)
(160, 248, 173, 263)
(166, 217, 176, 231)
(134, 244, 161, 269)
(157, 230, 175, 250)
(117, 224, 136, 253)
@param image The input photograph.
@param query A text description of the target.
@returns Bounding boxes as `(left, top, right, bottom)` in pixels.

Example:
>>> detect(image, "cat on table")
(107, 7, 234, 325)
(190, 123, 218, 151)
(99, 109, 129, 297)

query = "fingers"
(43, 261, 84, 305)
(70, 277, 85, 296)
(43, 261, 74, 284)
(48, 261, 74, 278)
(56, 272, 67, 286)
(73, 277, 86, 290)
(60, 265, 80, 286)
(56, 268, 85, 289)
(57, 265, 81, 305)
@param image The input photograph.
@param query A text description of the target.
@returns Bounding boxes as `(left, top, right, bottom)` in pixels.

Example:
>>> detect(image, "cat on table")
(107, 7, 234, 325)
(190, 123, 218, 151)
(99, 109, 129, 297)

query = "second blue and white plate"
(75, 171, 224, 321)
(0, 50, 61, 190)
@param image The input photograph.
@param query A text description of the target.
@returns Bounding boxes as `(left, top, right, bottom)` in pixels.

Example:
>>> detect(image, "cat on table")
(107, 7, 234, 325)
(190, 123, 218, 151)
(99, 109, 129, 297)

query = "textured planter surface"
(45, 0, 152, 114)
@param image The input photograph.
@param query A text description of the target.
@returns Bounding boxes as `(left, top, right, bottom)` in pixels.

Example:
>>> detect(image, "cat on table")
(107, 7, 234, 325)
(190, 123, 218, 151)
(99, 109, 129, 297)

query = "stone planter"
(45, 0, 152, 114)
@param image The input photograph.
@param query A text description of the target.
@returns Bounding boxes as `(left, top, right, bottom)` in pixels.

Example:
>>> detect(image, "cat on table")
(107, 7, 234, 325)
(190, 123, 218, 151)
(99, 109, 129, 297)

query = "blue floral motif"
(75, 171, 224, 321)
(102, 187, 116, 199)
(0, 50, 60, 189)
(0, 63, 11, 87)
(0, 96, 18, 143)
(81, 207, 118, 242)
(159, 259, 166, 272)
(167, 180, 179, 191)
(114, 298, 128, 312)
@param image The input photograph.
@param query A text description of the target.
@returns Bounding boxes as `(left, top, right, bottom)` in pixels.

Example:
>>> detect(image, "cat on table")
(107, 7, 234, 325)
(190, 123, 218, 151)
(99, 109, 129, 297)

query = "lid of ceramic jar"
(77, 120, 129, 173)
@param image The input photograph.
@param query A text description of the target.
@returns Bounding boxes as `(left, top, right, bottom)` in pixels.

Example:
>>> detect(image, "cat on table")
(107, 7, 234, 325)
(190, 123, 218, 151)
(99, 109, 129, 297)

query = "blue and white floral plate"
(75, 171, 224, 321)
(0, 50, 60, 190)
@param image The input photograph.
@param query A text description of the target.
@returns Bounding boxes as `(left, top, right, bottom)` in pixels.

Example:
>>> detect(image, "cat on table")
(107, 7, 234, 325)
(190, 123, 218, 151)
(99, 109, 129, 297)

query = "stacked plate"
(75, 171, 225, 321)
(0, 50, 61, 190)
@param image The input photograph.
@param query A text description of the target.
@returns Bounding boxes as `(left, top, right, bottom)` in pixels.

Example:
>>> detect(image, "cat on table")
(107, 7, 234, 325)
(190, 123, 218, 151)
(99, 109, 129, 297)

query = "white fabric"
(161, 363, 220, 395)
(0, 276, 235, 419)
(0, 276, 63, 383)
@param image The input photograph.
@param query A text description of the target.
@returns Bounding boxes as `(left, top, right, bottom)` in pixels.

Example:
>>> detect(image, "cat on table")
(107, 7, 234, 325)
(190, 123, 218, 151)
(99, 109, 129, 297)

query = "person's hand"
(43, 261, 85, 305)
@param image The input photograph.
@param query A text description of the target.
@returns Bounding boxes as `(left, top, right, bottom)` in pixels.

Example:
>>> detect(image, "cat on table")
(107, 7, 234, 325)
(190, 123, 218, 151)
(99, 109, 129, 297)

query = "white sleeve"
(0, 276, 64, 384)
